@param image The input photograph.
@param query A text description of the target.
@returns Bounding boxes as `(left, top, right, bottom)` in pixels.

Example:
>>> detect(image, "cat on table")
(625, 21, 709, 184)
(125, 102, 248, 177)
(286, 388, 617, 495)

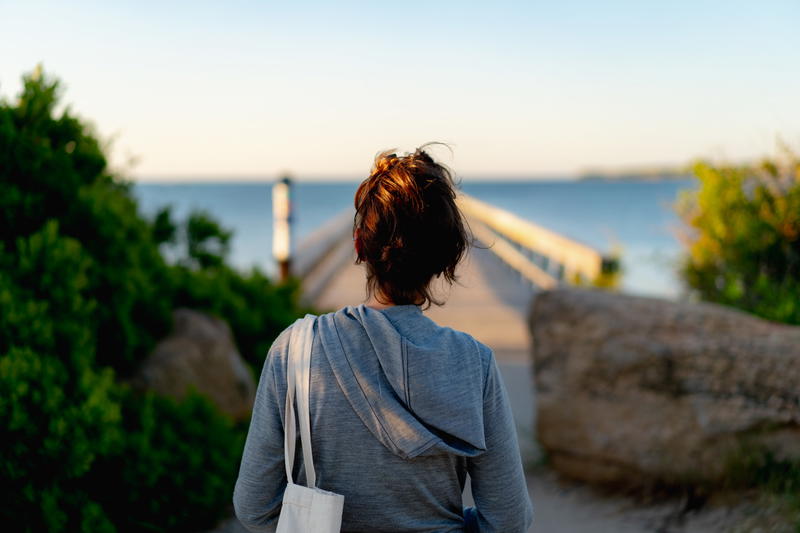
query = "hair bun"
(353, 144, 470, 308)
(369, 152, 400, 179)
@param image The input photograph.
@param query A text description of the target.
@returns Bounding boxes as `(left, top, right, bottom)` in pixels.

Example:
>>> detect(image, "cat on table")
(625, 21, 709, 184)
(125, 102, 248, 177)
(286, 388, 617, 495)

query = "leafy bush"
(0, 222, 122, 531)
(676, 147, 800, 324)
(170, 262, 300, 370)
(725, 442, 800, 529)
(0, 67, 173, 377)
(678, 150, 800, 528)
(0, 66, 301, 531)
(85, 386, 245, 532)
(185, 210, 233, 270)
(0, 347, 122, 532)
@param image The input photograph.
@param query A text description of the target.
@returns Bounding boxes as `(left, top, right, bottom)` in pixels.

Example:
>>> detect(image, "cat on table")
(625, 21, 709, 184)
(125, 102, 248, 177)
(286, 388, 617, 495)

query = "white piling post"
(273, 176, 292, 282)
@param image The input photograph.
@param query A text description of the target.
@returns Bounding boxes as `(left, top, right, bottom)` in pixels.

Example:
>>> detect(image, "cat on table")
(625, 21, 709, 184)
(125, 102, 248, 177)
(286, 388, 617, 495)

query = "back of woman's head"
(354, 144, 470, 308)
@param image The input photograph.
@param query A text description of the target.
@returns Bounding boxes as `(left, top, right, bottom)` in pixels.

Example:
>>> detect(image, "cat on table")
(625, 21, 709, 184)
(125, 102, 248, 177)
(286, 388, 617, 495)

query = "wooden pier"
(213, 194, 706, 533)
(292, 193, 617, 465)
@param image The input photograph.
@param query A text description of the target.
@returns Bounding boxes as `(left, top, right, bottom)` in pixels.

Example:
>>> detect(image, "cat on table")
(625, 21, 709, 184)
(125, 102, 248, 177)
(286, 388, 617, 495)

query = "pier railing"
(457, 194, 618, 289)
(293, 209, 355, 306)
(289, 194, 618, 301)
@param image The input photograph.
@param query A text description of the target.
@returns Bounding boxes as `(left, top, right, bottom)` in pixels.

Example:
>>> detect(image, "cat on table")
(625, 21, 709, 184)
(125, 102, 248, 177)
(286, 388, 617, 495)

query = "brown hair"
(353, 144, 470, 308)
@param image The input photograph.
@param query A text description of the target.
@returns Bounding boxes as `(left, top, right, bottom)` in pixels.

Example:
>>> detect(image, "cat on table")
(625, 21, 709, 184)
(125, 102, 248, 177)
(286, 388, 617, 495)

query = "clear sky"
(2, 1, 798, 181)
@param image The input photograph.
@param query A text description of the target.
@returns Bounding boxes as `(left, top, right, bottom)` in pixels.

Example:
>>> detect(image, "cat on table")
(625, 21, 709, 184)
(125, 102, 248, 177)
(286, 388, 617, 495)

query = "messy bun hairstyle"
(354, 144, 470, 308)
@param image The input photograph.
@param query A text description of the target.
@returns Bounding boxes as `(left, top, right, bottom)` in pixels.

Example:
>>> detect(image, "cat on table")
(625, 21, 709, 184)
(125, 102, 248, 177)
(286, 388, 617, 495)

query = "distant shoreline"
(132, 174, 694, 185)
(578, 172, 692, 182)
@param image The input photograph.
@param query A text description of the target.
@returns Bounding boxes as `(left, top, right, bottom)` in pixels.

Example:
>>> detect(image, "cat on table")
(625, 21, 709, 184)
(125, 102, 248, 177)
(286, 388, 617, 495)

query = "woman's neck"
(365, 295, 395, 310)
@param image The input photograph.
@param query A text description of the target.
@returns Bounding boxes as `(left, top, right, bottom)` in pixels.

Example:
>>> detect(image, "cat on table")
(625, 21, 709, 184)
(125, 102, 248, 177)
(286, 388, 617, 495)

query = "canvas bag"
(276, 315, 345, 533)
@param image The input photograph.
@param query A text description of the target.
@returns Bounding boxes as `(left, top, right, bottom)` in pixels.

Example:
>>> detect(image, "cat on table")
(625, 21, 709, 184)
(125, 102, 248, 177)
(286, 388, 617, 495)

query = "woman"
(233, 146, 533, 532)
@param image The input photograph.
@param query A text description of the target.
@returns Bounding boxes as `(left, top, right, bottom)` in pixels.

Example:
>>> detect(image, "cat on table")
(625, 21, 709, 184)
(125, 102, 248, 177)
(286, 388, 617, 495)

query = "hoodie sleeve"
(232, 332, 290, 533)
(466, 348, 534, 532)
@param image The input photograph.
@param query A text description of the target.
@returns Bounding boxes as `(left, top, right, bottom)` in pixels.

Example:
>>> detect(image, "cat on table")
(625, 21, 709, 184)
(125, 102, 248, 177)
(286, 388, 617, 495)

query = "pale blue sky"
(2, 1, 798, 180)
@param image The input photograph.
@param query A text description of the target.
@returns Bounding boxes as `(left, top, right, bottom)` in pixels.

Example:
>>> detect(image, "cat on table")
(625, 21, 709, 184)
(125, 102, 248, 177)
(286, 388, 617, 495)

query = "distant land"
(578, 167, 692, 181)
(133, 168, 695, 184)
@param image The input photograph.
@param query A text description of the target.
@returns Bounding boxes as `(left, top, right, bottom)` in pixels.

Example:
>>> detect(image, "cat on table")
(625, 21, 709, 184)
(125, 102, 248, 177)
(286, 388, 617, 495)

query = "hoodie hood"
(315, 304, 487, 460)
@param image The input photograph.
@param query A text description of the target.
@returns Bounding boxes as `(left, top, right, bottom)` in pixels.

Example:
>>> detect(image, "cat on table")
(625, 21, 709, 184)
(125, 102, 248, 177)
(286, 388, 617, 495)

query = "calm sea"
(133, 179, 695, 299)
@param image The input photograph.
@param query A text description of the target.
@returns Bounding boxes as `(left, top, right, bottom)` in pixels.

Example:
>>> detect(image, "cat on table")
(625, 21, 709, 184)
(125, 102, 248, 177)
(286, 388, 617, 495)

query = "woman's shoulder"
(438, 324, 496, 373)
(264, 309, 338, 361)
(267, 305, 496, 373)
(380, 306, 497, 380)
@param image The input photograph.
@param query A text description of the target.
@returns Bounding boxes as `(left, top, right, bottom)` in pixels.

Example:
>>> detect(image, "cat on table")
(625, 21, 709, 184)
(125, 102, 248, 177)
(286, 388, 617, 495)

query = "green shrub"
(185, 210, 233, 270)
(0, 67, 173, 377)
(725, 444, 800, 529)
(1, 68, 299, 377)
(0, 66, 300, 531)
(0, 347, 121, 532)
(678, 151, 800, 529)
(170, 262, 300, 370)
(0, 223, 122, 531)
(84, 386, 245, 532)
(676, 147, 800, 324)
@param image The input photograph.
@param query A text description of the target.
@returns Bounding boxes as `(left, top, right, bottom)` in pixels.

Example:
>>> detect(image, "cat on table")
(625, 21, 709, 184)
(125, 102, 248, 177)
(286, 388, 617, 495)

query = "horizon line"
(130, 173, 584, 184)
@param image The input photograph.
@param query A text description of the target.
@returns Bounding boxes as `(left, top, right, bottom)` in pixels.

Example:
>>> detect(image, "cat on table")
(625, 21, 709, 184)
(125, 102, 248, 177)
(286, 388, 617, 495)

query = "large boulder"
(529, 288, 800, 487)
(133, 308, 256, 421)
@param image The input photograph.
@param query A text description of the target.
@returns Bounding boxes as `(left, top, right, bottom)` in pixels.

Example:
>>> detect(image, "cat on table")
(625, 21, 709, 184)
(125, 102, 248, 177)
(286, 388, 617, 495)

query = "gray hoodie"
(233, 304, 533, 532)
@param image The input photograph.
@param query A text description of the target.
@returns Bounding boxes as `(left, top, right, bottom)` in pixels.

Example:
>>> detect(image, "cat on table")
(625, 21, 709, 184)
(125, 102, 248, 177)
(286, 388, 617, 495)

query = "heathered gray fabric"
(233, 304, 533, 532)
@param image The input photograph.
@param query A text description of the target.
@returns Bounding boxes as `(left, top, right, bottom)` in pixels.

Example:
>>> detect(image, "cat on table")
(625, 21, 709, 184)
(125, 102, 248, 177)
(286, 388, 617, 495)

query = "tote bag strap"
(284, 314, 318, 488)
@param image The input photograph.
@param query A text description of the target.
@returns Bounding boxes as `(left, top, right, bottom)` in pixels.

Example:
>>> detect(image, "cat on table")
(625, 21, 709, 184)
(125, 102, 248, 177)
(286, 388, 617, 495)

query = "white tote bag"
(276, 315, 345, 533)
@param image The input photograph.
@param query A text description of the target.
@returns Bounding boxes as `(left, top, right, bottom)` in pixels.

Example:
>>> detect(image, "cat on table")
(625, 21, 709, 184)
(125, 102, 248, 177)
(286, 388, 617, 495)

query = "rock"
(529, 288, 800, 488)
(133, 308, 256, 421)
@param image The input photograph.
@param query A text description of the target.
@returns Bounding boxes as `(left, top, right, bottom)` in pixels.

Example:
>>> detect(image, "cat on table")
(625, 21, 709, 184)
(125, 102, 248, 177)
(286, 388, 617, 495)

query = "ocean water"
(133, 179, 696, 299)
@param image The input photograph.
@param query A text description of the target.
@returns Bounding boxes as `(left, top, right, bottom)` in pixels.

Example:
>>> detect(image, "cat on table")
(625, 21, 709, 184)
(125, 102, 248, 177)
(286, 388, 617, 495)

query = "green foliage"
(730, 451, 800, 495)
(152, 206, 177, 246)
(0, 347, 121, 532)
(0, 66, 300, 531)
(566, 259, 621, 290)
(678, 152, 800, 528)
(725, 444, 800, 529)
(0, 223, 122, 530)
(73, 178, 174, 375)
(676, 147, 800, 324)
(0, 67, 173, 376)
(170, 263, 300, 370)
(85, 386, 245, 532)
(146, 205, 299, 369)
(185, 210, 232, 269)
(0, 221, 94, 367)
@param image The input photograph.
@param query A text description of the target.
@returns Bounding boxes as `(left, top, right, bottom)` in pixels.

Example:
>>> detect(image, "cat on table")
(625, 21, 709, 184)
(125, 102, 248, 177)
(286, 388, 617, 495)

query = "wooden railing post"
(457, 193, 617, 289)
(273, 176, 292, 282)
